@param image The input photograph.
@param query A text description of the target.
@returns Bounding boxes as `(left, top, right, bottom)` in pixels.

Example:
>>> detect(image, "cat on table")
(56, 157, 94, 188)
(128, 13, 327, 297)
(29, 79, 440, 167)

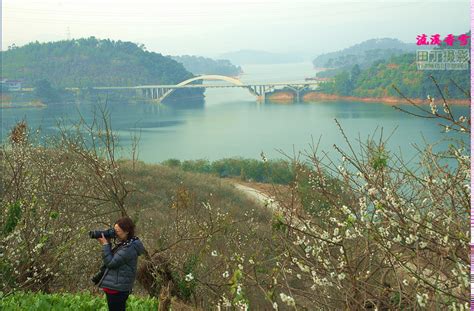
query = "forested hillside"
(318, 35, 470, 99)
(313, 38, 417, 68)
(1, 38, 195, 88)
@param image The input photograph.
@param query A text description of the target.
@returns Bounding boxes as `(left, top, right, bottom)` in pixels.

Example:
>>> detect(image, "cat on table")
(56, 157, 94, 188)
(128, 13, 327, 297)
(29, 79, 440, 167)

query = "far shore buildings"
(1, 78, 23, 91)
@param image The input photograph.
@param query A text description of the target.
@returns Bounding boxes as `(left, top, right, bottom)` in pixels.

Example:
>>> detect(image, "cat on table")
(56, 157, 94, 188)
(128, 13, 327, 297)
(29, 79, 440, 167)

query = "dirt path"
(233, 183, 279, 211)
(233, 182, 307, 230)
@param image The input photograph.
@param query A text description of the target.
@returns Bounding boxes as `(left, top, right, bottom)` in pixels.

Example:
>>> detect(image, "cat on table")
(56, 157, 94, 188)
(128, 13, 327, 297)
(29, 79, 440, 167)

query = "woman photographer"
(94, 217, 145, 311)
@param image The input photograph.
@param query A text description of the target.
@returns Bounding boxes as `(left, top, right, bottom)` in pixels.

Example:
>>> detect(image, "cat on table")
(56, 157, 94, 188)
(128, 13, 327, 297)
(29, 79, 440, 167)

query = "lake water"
(1, 62, 469, 164)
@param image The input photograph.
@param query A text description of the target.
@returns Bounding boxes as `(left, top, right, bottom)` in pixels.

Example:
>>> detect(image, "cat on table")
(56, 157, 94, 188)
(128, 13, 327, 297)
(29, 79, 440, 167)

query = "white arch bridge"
(89, 75, 322, 102)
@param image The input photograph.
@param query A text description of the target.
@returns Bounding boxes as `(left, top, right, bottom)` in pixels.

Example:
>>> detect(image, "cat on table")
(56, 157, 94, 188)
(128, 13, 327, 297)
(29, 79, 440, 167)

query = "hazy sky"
(2, 0, 470, 58)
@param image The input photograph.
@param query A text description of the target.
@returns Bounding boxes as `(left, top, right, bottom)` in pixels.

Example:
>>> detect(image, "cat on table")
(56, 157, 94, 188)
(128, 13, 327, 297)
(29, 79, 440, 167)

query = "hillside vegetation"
(0, 114, 276, 309)
(161, 157, 294, 184)
(2, 38, 195, 89)
(313, 38, 417, 69)
(318, 35, 470, 99)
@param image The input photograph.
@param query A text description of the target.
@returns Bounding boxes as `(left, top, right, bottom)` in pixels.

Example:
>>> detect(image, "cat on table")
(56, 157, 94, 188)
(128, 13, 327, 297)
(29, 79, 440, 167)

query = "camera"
(89, 228, 116, 239)
(91, 264, 106, 285)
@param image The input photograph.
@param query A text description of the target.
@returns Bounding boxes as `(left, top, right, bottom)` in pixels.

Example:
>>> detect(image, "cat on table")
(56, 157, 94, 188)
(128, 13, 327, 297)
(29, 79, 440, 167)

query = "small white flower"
(368, 188, 377, 196)
(341, 205, 351, 215)
(443, 235, 449, 244)
(272, 302, 278, 310)
(222, 296, 231, 307)
(442, 103, 449, 114)
(429, 97, 437, 114)
(222, 271, 230, 278)
(211, 250, 218, 257)
(416, 293, 428, 307)
(184, 273, 194, 282)
(279, 293, 295, 307)
(403, 279, 409, 286)
(394, 234, 402, 243)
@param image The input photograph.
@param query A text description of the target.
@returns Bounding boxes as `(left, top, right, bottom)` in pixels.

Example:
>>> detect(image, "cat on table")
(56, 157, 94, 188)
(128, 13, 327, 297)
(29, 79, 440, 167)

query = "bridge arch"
(159, 75, 258, 102)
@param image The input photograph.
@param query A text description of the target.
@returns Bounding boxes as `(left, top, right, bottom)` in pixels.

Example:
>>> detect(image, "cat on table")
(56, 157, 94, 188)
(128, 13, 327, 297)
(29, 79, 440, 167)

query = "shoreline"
(267, 91, 470, 106)
(1, 94, 47, 109)
(0, 101, 47, 109)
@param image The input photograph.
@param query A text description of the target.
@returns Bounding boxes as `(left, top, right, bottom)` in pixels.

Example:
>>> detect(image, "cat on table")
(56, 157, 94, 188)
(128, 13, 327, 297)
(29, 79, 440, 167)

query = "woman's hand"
(97, 233, 110, 245)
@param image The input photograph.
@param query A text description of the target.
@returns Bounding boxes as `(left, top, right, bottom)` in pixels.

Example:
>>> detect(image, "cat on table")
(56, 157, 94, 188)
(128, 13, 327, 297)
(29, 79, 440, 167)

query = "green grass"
(0, 291, 158, 311)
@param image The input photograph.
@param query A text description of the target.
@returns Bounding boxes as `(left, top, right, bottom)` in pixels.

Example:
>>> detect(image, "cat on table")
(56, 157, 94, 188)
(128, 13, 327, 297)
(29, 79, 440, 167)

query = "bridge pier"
(141, 88, 165, 101)
(285, 86, 309, 103)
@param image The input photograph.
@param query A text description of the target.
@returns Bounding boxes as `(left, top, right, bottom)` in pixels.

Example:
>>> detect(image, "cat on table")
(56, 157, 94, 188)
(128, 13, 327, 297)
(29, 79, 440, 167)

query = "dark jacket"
(97, 237, 145, 292)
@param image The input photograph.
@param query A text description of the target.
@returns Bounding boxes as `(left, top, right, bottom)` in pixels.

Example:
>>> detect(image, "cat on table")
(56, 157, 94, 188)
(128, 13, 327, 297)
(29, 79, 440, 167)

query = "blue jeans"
(105, 291, 130, 311)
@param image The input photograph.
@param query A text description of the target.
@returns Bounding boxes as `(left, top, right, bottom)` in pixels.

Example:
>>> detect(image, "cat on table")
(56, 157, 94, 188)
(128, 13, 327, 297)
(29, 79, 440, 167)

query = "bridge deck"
(63, 81, 322, 91)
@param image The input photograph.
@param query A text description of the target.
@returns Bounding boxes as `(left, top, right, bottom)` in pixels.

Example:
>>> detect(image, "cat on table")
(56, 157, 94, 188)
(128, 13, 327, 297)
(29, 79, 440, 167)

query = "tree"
(350, 64, 361, 83)
(34, 79, 60, 103)
(255, 79, 470, 309)
(334, 71, 353, 96)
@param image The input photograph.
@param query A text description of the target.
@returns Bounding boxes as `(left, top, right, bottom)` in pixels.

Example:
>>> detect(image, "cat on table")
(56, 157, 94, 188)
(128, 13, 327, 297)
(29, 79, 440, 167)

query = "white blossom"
(416, 293, 428, 307)
(184, 273, 194, 282)
(279, 293, 295, 307)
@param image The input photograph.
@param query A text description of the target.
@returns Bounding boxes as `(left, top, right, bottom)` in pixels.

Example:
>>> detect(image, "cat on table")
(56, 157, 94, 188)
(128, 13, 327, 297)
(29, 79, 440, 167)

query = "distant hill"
(219, 50, 304, 65)
(169, 55, 242, 76)
(1, 37, 196, 89)
(313, 38, 417, 77)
